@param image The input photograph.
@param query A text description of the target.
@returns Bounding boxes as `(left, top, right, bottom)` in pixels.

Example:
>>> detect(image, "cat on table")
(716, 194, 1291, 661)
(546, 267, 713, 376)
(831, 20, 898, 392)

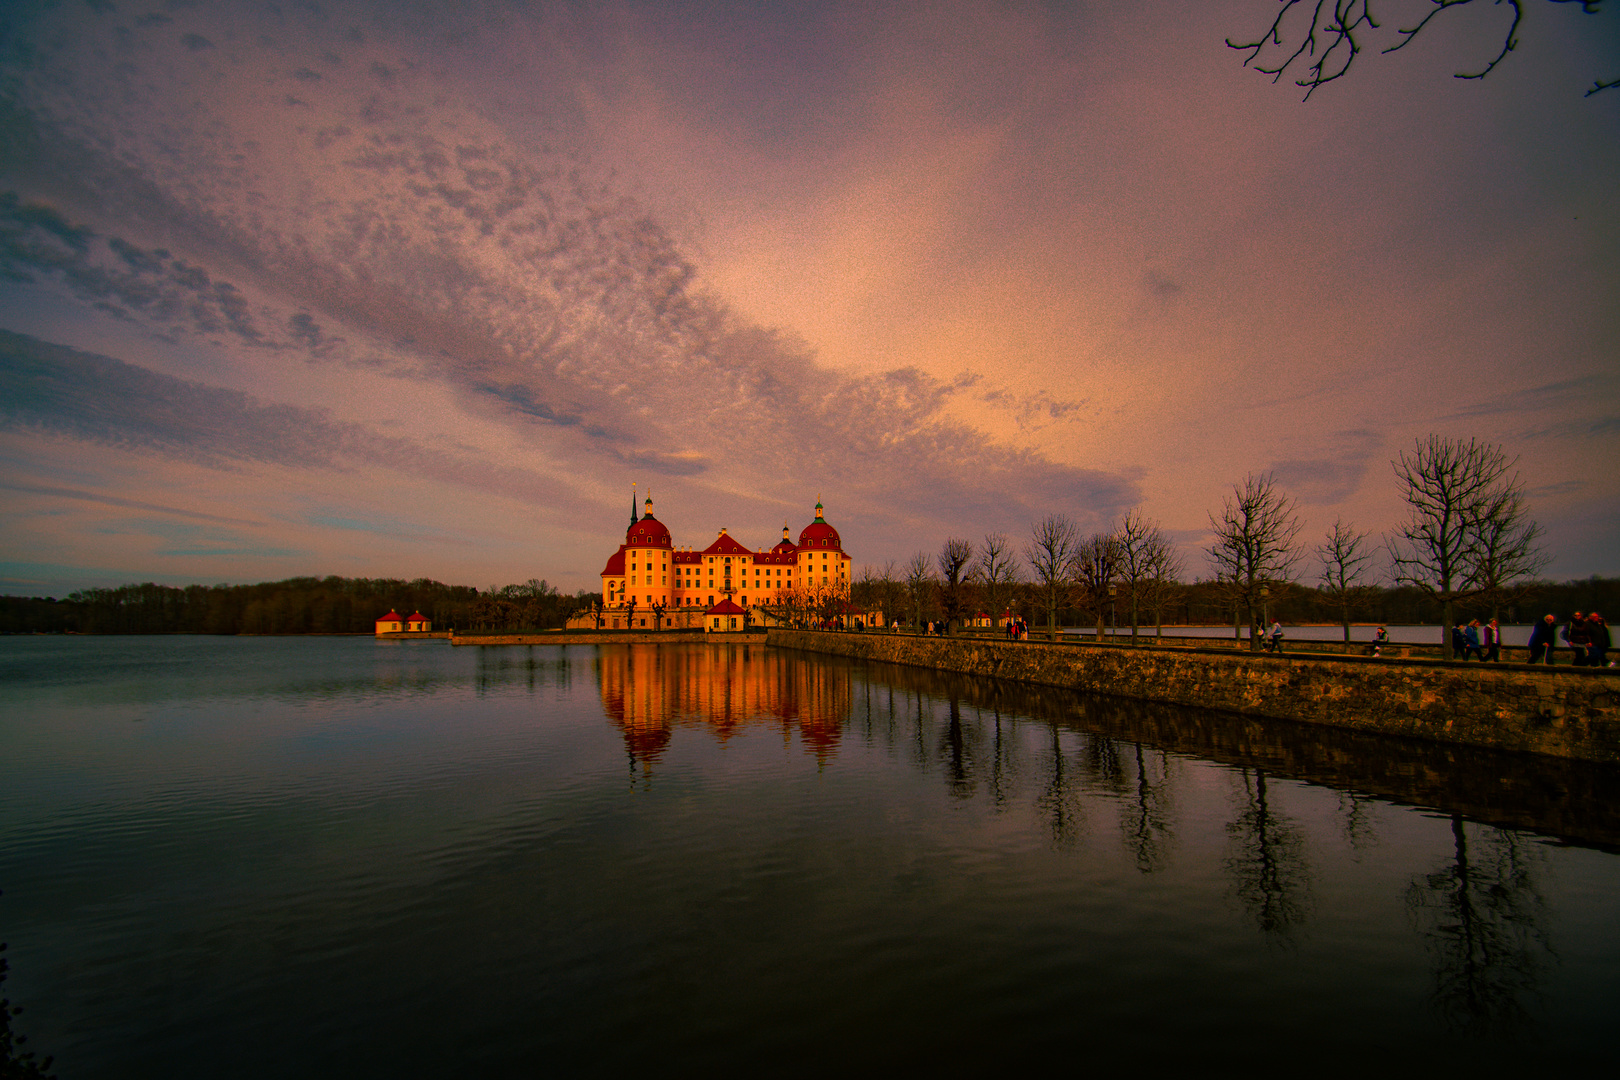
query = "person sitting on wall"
(1368, 625, 1388, 656)
(1527, 614, 1558, 665)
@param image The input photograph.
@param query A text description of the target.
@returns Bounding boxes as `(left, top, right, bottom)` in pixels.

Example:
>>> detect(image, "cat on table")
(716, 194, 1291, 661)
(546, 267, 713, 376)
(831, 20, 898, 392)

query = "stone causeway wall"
(767, 629, 1620, 764)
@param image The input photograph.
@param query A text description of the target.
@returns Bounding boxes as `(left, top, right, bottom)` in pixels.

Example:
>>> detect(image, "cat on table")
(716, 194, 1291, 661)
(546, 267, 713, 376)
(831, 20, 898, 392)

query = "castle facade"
(576, 494, 863, 631)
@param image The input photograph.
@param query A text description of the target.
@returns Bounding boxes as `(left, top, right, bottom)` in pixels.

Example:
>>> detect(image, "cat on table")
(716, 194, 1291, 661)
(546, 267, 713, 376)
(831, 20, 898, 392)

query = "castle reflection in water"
(597, 642, 848, 768)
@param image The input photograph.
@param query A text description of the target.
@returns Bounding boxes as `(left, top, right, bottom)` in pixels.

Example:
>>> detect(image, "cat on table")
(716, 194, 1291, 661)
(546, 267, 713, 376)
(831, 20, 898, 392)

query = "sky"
(1, 0, 1616, 598)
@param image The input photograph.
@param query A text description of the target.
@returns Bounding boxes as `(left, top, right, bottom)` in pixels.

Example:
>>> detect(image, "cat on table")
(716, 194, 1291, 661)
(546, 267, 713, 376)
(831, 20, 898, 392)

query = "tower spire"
(630, 482, 638, 525)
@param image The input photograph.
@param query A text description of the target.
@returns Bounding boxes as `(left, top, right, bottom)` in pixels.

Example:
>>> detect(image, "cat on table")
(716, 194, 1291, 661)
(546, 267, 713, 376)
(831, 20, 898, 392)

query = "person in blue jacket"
(1527, 614, 1558, 664)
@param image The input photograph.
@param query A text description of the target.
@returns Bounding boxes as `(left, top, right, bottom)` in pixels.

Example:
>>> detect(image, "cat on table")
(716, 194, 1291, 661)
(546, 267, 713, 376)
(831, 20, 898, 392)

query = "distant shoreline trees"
(0, 577, 599, 636)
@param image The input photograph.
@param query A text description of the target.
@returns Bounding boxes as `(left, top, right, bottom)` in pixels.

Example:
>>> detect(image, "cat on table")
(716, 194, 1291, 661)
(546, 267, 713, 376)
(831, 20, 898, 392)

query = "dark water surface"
(2, 636, 1617, 1076)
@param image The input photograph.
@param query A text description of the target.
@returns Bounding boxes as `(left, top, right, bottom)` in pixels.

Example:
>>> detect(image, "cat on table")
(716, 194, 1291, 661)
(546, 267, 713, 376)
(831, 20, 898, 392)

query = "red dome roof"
(798, 500, 840, 548)
(627, 513, 671, 547)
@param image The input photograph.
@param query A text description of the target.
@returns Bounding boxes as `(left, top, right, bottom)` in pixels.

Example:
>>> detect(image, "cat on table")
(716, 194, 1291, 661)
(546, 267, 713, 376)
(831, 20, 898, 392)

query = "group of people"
(1449, 618, 1504, 662)
(1003, 617, 1030, 641)
(1525, 611, 1612, 666)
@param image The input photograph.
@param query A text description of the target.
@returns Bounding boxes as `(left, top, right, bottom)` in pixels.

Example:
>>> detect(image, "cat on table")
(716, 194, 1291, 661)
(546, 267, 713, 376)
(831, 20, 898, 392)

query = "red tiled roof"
(702, 531, 753, 556)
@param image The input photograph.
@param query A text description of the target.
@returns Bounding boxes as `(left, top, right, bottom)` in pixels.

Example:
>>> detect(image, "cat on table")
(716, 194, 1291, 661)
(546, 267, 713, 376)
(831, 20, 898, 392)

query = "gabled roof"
(377, 610, 403, 622)
(706, 599, 747, 615)
(702, 531, 753, 556)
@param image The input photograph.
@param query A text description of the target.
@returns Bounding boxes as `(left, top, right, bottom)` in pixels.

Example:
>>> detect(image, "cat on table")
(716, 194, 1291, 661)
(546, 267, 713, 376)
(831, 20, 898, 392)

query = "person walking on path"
(1451, 624, 1468, 660)
(1265, 620, 1284, 653)
(1528, 614, 1558, 664)
(1483, 618, 1501, 663)
(1463, 620, 1485, 661)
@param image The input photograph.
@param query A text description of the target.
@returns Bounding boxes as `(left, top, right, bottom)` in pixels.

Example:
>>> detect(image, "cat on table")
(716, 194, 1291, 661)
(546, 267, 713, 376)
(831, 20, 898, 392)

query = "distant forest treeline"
(0, 577, 603, 635)
(849, 574, 1620, 631)
(3, 574, 1615, 635)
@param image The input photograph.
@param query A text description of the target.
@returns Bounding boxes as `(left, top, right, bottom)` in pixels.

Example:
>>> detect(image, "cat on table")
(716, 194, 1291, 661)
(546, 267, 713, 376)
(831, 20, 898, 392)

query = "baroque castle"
(577, 493, 863, 631)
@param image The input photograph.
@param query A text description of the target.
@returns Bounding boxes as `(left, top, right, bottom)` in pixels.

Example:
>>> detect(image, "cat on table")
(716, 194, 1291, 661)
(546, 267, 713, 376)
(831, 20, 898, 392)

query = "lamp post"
(1261, 584, 1270, 627)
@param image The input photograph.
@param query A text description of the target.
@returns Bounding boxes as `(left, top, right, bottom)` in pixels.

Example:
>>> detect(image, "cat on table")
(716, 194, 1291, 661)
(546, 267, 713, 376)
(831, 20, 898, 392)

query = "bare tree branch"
(1317, 517, 1376, 646)
(1206, 473, 1304, 652)
(1230, 0, 1614, 98)
(1072, 532, 1122, 642)
(1025, 515, 1080, 639)
(1387, 435, 1543, 644)
(905, 550, 936, 629)
(937, 537, 975, 631)
(972, 532, 1022, 627)
(1116, 508, 1169, 642)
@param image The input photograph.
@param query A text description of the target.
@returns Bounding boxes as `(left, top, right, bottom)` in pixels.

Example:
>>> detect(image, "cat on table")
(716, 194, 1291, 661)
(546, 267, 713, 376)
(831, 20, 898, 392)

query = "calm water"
(1072, 623, 1540, 645)
(2, 636, 1618, 1076)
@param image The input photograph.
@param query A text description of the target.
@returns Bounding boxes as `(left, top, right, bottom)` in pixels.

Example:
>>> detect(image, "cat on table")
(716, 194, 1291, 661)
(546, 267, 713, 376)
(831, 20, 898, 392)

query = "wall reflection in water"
(590, 644, 1611, 1038)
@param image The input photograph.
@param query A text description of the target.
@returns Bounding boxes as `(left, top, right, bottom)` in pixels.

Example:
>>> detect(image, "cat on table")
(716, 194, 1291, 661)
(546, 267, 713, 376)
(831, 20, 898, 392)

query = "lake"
(2, 636, 1617, 1075)
(1070, 623, 1541, 645)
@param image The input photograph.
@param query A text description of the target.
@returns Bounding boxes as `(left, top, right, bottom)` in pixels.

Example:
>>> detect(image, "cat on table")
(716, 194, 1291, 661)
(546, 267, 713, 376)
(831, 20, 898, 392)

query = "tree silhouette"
(1230, 0, 1617, 99)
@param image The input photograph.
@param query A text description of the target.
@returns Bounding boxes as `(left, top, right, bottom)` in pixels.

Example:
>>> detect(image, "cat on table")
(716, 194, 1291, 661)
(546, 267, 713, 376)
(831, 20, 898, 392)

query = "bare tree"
(1388, 436, 1543, 645)
(1072, 532, 1122, 641)
(1474, 488, 1549, 622)
(1115, 508, 1168, 643)
(936, 537, 975, 632)
(1206, 473, 1304, 652)
(1229, 0, 1617, 99)
(972, 532, 1022, 627)
(1317, 518, 1376, 648)
(1025, 515, 1080, 640)
(1141, 539, 1186, 639)
(905, 550, 936, 629)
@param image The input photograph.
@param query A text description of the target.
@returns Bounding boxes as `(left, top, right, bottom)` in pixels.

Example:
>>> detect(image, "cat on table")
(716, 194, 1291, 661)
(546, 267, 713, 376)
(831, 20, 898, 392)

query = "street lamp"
(1261, 584, 1270, 626)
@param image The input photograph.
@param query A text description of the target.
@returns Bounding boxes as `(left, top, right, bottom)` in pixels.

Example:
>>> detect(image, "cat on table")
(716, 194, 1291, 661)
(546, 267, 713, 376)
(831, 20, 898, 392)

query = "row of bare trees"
(854, 436, 1549, 651)
(1207, 436, 1547, 649)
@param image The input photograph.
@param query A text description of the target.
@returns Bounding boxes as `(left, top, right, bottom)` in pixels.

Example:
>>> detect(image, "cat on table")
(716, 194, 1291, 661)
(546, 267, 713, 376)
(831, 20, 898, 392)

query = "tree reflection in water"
(938, 697, 978, 799)
(1118, 743, 1176, 873)
(1036, 723, 1088, 847)
(1407, 816, 1552, 1041)
(1224, 768, 1314, 940)
(1338, 791, 1381, 857)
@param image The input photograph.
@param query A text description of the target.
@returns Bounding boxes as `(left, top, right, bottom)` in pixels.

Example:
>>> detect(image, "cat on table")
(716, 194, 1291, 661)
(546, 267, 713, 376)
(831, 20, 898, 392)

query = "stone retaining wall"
(767, 630, 1620, 763)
